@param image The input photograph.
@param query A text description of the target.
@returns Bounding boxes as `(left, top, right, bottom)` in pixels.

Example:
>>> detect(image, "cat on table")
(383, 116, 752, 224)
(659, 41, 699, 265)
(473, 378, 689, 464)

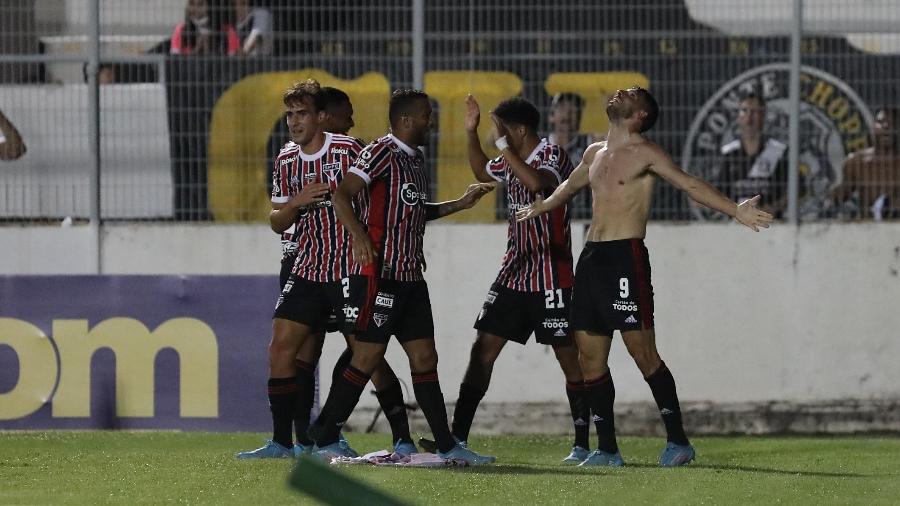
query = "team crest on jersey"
(400, 182, 427, 206)
(682, 63, 873, 219)
(322, 162, 341, 183)
(373, 313, 389, 327)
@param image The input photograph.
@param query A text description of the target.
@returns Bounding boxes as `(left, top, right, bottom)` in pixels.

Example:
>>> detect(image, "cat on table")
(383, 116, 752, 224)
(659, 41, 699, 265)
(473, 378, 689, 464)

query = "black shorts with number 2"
(474, 282, 573, 345)
(571, 239, 655, 336)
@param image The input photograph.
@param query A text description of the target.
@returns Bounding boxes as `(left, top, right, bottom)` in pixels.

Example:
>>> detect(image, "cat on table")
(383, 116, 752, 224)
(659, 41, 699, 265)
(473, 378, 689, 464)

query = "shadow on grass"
(443, 462, 874, 479)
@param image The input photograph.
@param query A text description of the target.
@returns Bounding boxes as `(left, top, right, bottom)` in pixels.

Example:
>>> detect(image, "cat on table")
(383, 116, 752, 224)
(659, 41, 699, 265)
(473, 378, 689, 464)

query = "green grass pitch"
(1, 432, 898, 505)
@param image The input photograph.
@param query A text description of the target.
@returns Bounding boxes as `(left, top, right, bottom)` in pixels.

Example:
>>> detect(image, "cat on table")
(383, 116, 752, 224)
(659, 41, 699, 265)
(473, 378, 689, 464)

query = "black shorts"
(273, 274, 360, 334)
(571, 239, 655, 336)
(474, 282, 573, 345)
(279, 254, 297, 289)
(355, 277, 435, 344)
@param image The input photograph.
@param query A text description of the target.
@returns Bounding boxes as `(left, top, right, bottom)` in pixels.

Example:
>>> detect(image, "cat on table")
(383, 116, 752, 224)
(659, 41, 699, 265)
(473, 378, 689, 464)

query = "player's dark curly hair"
(283, 78, 326, 111)
(388, 89, 429, 125)
(322, 86, 351, 112)
(494, 97, 541, 134)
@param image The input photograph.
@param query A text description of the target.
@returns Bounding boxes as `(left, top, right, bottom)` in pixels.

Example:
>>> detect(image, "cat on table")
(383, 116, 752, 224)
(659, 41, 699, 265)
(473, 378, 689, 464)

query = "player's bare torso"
(586, 140, 657, 242)
(843, 148, 900, 210)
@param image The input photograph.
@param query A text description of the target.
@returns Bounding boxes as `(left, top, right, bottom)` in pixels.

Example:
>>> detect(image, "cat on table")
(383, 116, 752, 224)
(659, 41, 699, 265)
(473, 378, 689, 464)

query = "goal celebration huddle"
(236, 78, 772, 468)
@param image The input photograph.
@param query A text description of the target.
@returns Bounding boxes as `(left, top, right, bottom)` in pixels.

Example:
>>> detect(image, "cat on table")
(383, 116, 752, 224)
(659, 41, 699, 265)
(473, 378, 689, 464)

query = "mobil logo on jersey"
(682, 63, 873, 219)
(400, 182, 427, 206)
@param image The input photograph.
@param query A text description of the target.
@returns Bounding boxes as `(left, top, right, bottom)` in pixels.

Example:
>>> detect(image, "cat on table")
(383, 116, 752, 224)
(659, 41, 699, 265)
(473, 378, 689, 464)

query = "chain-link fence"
(1, 0, 898, 223)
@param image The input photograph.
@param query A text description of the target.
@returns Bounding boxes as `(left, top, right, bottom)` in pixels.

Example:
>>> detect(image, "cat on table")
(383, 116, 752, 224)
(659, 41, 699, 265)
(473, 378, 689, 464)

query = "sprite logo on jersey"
(400, 182, 427, 206)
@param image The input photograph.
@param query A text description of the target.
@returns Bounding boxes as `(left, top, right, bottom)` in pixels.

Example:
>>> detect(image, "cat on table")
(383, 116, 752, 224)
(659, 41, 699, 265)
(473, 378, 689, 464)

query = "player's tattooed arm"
(490, 113, 557, 193)
(515, 141, 601, 222)
(269, 182, 330, 233)
(647, 143, 773, 231)
(465, 95, 496, 183)
(425, 182, 496, 221)
(333, 172, 377, 265)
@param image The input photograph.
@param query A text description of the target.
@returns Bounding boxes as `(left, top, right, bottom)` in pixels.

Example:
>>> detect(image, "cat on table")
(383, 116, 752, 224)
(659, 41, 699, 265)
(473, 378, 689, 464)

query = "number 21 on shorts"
(544, 288, 565, 309)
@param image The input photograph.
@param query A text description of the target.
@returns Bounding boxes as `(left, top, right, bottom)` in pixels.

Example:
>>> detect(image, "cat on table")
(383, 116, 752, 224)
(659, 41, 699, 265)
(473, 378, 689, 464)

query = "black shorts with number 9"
(474, 282, 573, 345)
(571, 239, 655, 336)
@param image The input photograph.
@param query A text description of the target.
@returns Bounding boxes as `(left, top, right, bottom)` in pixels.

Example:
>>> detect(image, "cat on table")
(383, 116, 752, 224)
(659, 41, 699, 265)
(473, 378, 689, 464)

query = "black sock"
(645, 361, 689, 446)
(331, 347, 353, 385)
(310, 366, 369, 446)
(268, 376, 298, 449)
(375, 379, 412, 444)
(293, 359, 316, 446)
(566, 381, 590, 449)
(411, 371, 455, 453)
(451, 382, 486, 443)
(584, 372, 618, 454)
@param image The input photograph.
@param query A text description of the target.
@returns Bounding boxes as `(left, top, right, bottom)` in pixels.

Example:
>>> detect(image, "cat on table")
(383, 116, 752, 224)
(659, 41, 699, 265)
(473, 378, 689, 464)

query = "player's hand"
(292, 182, 330, 208)
(464, 95, 481, 132)
(515, 195, 547, 222)
(490, 112, 509, 140)
(735, 195, 774, 232)
(350, 231, 377, 266)
(458, 183, 496, 209)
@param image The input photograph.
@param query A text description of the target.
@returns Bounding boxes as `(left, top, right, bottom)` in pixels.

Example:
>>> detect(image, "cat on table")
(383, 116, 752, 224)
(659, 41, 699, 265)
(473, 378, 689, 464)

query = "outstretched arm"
(648, 144, 773, 231)
(515, 141, 602, 222)
(425, 182, 496, 221)
(465, 95, 495, 183)
(332, 173, 376, 266)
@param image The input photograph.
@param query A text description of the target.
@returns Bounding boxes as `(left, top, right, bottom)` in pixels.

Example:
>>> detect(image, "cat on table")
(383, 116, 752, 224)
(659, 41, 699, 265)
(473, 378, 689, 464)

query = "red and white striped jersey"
(348, 134, 429, 281)
(486, 139, 575, 292)
(271, 133, 367, 282)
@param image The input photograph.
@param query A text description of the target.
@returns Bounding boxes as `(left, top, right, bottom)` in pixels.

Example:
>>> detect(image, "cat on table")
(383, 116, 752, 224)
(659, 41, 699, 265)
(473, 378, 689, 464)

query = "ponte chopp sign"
(681, 63, 873, 219)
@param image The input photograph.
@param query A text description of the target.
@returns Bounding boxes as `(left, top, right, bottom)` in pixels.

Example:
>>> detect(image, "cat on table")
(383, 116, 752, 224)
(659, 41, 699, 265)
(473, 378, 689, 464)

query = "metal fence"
(1, 0, 898, 225)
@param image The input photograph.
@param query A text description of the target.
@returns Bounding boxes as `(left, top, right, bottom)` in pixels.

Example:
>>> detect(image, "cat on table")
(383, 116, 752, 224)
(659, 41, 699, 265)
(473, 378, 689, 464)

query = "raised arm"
(425, 182, 496, 221)
(515, 141, 601, 222)
(332, 172, 376, 266)
(0, 109, 27, 161)
(648, 144, 773, 231)
(465, 95, 495, 183)
(491, 113, 556, 193)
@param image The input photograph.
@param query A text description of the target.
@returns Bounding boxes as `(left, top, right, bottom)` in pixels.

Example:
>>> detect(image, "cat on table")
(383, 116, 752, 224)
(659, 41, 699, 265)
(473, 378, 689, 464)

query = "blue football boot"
(235, 439, 293, 459)
(578, 449, 625, 467)
(659, 442, 695, 467)
(562, 446, 591, 464)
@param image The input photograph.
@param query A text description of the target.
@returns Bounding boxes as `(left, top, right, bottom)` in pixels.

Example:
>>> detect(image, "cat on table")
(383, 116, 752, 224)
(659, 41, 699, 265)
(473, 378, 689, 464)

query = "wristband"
(494, 136, 509, 151)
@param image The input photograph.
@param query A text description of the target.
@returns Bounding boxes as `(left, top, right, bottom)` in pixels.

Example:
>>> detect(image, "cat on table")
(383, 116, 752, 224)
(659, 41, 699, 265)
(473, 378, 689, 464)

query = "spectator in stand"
(0, 109, 26, 161)
(170, 0, 240, 56)
(832, 106, 900, 220)
(234, 0, 273, 56)
(547, 92, 594, 219)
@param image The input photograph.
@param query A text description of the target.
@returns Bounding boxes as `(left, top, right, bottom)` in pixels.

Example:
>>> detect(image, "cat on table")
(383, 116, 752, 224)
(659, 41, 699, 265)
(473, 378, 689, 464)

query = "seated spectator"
(0, 109, 26, 161)
(234, 0, 273, 56)
(713, 92, 788, 218)
(170, 0, 239, 56)
(832, 107, 900, 220)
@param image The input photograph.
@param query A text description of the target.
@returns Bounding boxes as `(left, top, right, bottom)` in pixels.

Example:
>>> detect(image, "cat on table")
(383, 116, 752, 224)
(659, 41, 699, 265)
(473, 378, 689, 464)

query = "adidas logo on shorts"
(625, 315, 638, 324)
(554, 328, 566, 337)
